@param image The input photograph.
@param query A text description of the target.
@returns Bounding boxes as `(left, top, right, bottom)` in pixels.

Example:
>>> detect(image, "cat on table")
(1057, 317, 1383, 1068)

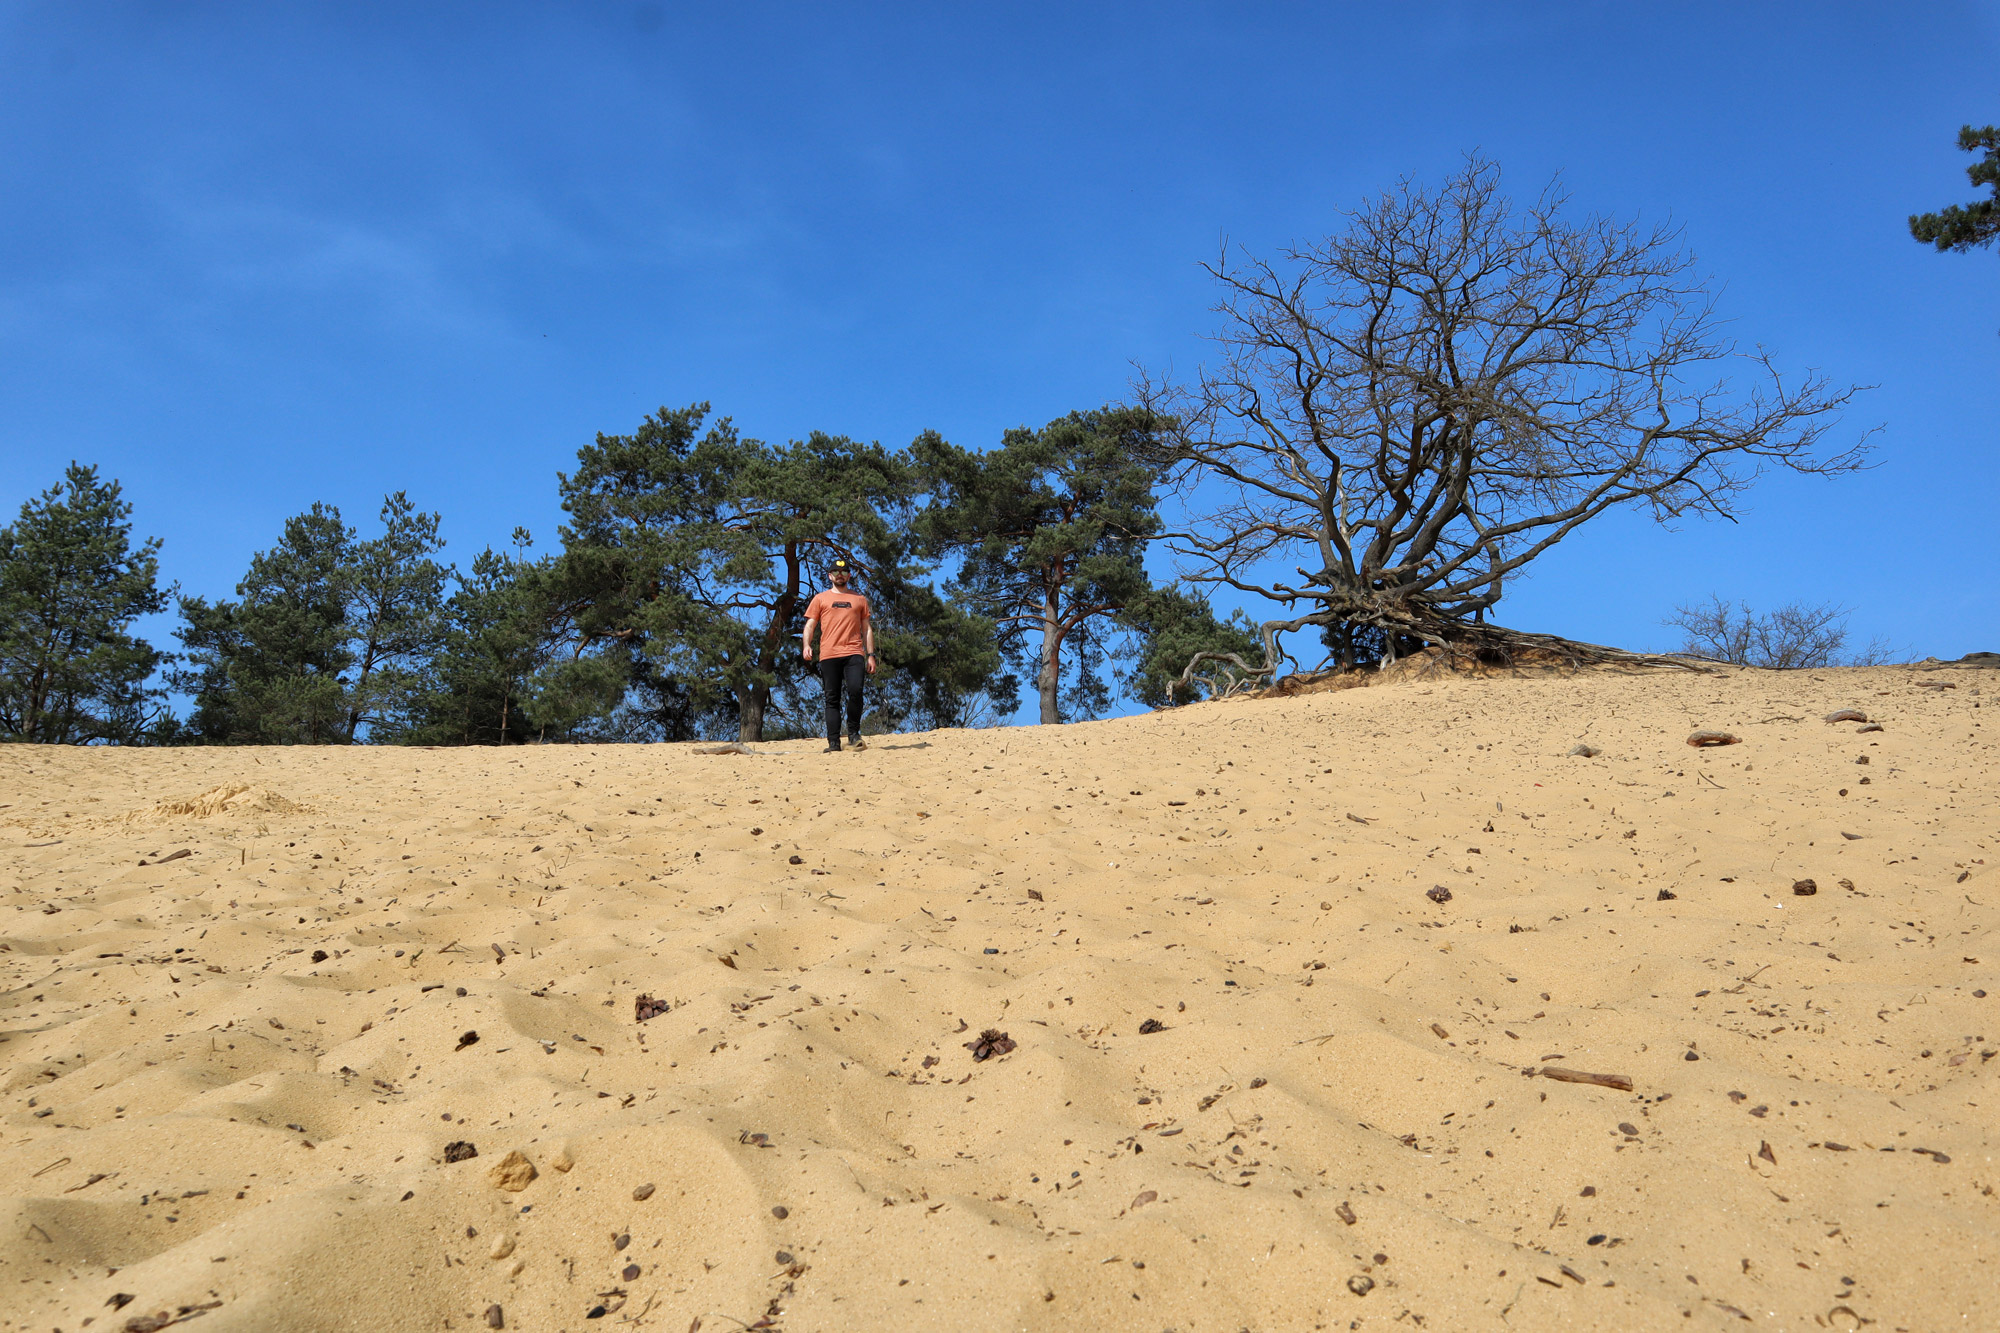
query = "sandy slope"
(1, 664, 1995, 1333)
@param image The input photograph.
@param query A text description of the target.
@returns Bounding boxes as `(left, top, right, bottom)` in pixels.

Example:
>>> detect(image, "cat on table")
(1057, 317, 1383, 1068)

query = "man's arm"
(863, 603, 876, 673)
(802, 600, 819, 661)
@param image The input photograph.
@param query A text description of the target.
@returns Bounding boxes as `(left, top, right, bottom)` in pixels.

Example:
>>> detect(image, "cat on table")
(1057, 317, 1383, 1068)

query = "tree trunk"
(738, 689, 765, 744)
(742, 542, 802, 744)
(1037, 574, 1063, 724)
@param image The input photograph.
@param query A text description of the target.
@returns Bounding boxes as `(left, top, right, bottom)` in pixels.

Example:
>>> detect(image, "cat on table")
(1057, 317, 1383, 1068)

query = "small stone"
(623, 1263, 641, 1281)
(788, 855, 803, 865)
(489, 1237, 516, 1260)
(1792, 879, 1818, 896)
(771, 1206, 789, 1219)
(1426, 885, 1452, 904)
(456, 1029, 480, 1051)
(1138, 1018, 1167, 1035)
(614, 1234, 630, 1250)
(1567, 744, 1601, 758)
(456, 987, 468, 996)
(1347, 1274, 1375, 1296)
(1685, 730, 1740, 747)
(632, 1183, 656, 1201)
(775, 1250, 794, 1264)
(634, 994, 669, 1022)
(488, 1151, 536, 1192)
(1684, 1050, 1700, 1061)
(484, 1304, 505, 1329)
(1656, 888, 1676, 900)
(444, 1141, 479, 1163)
(550, 1147, 574, 1173)
(310, 949, 328, 963)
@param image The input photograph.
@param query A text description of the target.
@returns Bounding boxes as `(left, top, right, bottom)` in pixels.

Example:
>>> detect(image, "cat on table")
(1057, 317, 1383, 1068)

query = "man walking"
(802, 559, 875, 752)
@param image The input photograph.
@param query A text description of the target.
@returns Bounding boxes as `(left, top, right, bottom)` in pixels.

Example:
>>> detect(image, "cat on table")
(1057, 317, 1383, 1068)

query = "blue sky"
(3, 1, 1997, 691)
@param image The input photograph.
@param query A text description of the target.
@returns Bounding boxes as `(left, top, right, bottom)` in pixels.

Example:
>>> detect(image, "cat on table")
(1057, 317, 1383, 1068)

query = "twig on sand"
(1537, 1067, 1634, 1091)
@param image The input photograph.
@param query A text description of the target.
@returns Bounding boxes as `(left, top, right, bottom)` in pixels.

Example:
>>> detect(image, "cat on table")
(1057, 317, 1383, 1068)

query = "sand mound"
(2, 662, 1995, 1331)
(131, 782, 307, 821)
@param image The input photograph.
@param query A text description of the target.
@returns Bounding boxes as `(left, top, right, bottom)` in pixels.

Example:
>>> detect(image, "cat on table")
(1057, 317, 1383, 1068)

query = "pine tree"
(173, 495, 448, 743)
(341, 492, 448, 740)
(0, 463, 168, 744)
(916, 408, 1165, 724)
(1910, 125, 2000, 253)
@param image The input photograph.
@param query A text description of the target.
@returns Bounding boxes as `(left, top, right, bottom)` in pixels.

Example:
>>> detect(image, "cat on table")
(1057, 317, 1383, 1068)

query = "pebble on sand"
(443, 1140, 478, 1163)
(632, 1182, 656, 1201)
(488, 1151, 537, 1192)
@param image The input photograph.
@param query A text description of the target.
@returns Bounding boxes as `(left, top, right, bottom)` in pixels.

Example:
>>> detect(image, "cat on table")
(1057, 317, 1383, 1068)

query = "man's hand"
(866, 654, 877, 675)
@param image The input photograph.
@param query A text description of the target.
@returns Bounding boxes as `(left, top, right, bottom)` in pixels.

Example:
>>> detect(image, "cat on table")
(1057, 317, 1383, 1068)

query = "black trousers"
(819, 654, 865, 742)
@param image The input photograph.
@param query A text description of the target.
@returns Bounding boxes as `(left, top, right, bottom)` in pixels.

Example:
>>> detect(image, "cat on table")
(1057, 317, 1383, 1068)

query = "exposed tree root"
(1172, 614, 1713, 703)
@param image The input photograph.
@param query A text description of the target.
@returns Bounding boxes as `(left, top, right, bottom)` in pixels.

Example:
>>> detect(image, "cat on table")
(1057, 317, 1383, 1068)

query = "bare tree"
(1667, 596, 1898, 668)
(1142, 159, 1870, 686)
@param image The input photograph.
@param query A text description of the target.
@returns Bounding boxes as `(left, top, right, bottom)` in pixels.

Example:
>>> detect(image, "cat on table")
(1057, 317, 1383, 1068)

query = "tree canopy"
(1910, 125, 2000, 254)
(0, 463, 168, 744)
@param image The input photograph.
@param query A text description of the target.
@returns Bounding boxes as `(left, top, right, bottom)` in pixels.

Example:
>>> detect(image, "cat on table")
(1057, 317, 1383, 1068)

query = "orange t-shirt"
(805, 589, 871, 659)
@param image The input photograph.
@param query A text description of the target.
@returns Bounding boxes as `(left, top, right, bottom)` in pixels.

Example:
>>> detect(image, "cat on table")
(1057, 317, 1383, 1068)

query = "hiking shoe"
(847, 734, 867, 751)
(823, 742, 841, 753)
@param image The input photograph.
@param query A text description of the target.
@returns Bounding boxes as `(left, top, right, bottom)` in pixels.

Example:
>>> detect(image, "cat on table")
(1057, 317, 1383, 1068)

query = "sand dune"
(2, 663, 1995, 1332)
